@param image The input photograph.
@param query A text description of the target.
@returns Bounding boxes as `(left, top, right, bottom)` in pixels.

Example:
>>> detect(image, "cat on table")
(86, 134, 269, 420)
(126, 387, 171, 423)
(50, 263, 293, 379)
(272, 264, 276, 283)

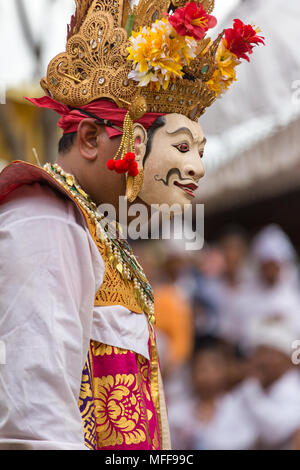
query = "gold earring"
(126, 169, 144, 203)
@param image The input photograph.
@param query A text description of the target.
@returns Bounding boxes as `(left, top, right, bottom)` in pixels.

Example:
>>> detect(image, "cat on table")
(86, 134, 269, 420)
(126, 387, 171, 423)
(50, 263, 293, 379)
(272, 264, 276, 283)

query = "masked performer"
(0, 0, 264, 450)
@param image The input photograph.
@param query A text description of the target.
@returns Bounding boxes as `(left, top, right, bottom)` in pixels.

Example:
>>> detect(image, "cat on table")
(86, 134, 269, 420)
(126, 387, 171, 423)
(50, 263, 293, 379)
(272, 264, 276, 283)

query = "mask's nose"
(184, 161, 205, 180)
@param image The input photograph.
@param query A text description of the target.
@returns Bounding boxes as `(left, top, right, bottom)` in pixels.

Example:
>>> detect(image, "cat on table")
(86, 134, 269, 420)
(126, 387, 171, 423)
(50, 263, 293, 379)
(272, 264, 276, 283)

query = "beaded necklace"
(44, 162, 155, 324)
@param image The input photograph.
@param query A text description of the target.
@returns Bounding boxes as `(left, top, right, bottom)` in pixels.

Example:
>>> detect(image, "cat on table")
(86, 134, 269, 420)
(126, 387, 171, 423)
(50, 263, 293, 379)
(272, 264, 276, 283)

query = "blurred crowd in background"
(134, 224, 300, 450)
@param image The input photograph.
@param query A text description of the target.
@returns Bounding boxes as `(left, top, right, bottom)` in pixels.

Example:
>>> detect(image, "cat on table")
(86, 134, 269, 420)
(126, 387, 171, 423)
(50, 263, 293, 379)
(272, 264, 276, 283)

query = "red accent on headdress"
(25, 96, 165, 138)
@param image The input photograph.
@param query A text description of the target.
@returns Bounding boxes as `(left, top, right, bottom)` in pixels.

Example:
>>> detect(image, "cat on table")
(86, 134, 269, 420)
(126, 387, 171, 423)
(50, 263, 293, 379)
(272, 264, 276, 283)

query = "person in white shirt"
(0, 183, 104, 449)
(238, 315, 300, 449)
(240, 225, 300, 349)
(168, 337, 257, 450)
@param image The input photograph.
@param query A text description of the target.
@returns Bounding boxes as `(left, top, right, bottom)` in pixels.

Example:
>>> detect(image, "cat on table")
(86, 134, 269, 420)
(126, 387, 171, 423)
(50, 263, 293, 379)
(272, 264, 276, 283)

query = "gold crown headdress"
(40, 0, 264, 199)
(41, 0, 264, 119)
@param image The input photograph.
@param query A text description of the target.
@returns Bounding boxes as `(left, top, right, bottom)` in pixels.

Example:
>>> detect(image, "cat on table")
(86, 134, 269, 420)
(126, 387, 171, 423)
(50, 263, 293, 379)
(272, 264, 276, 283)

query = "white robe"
(169, 370, 300, 450)
(0, 182, 150, 450)
(215, 275, 300, 349)
(237, 370, 300, 449)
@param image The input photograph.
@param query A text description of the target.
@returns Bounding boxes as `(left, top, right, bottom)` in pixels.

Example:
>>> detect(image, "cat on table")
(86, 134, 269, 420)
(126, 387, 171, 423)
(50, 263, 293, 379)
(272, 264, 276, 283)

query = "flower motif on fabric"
(93, 342, 129, 357)
(152, 429, 160, 450)
(94, 374, 149, 447)
(137, 355, 151, 402)
(79, 360, 97, 450)
(79, 373, 93, 406)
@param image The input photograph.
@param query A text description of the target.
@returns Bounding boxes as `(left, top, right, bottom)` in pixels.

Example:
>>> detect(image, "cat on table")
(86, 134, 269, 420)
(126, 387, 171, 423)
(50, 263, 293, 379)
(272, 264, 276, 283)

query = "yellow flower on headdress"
(207, 38, 240, 96)
(127, 19, 197, 90)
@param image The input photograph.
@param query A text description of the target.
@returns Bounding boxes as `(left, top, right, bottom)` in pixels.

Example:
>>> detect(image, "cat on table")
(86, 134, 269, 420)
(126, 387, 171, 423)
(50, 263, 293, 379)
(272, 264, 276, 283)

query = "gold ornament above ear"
(112, 95, 147, 163)
(126, 169, 145, 203)
(106, 94, 146, 202)
(120, 96, 147, 203)
(128, 96, 148, 121)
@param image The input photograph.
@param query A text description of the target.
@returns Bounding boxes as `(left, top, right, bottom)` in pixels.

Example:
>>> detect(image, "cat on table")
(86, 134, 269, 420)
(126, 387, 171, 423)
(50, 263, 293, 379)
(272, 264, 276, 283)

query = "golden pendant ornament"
(126, 169, 144, 203)
(128, 95, 147, 121)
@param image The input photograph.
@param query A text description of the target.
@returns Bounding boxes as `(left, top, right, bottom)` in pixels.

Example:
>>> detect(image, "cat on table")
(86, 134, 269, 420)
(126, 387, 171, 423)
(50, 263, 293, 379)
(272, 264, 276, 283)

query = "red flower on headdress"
(225, 19, 265, 62)
(169, 2, 217, 41)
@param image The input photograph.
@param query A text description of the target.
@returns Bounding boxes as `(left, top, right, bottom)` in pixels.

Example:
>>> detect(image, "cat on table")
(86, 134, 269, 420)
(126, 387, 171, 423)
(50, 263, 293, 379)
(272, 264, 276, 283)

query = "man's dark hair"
(58, 116, 166, 160)
(143, 116, 166, 165)
(58, 132, 77, 154)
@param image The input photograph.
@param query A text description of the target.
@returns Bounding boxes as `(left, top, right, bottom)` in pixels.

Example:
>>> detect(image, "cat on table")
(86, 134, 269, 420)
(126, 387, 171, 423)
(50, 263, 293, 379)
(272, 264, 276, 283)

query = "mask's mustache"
(155, 168, 184, 187)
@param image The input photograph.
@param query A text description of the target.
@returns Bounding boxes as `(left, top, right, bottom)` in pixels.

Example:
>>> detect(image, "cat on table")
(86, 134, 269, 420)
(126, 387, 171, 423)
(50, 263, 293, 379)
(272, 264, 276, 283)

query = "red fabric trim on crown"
(25, 96, 165, 138)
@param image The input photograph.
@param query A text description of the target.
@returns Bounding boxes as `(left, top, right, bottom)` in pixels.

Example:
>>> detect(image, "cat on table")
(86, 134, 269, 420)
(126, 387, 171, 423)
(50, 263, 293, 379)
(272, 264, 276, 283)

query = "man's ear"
(77, 118, 103, 161)
(133, 123, 147, 167)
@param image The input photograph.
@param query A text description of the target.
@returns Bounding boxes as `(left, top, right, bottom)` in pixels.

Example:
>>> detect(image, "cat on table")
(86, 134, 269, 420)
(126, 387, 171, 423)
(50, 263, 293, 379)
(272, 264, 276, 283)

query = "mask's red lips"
(174, 181, 198, 198)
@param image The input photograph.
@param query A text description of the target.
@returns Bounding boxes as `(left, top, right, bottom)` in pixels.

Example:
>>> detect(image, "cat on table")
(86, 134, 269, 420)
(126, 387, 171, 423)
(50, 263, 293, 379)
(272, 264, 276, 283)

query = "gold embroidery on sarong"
(92, 342, 129, 356)
(93, 373, 149, 447)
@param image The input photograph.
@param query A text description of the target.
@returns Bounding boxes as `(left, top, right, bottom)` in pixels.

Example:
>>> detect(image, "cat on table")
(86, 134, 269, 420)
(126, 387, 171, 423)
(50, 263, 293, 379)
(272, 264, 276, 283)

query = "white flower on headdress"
(127, 18, 198, 90)
(128, 69, 159, 87)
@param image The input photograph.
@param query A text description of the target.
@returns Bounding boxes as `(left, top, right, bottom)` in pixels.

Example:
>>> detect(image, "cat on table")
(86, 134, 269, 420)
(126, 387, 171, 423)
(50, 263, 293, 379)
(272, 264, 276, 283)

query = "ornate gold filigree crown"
(38, 0, 264, 201)
(41, 0, 264, 121)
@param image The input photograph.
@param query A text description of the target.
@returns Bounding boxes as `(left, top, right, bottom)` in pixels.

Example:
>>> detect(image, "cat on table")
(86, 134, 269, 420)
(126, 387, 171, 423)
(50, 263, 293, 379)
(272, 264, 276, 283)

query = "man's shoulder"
(0, 181, 85, 230)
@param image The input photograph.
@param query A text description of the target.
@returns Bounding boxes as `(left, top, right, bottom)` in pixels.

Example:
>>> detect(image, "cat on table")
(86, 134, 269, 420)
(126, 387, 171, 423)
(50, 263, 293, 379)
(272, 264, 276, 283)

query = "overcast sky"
(0, 0, 240, 88)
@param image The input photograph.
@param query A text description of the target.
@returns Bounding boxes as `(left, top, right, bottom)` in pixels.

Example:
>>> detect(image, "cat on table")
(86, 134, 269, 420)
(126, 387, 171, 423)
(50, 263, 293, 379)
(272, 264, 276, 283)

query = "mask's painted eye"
(174, 143, 190, 153)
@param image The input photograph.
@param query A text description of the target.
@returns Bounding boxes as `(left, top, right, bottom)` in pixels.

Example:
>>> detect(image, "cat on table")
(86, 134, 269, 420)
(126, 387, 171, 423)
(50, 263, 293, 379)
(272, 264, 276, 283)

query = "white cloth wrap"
(0, 183, 150, 450)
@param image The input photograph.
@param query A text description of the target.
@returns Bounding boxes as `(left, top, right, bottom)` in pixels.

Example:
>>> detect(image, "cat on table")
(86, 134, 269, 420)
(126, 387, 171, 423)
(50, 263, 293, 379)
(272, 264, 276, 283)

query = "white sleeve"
(238, 377, 300, 447)
(0, 214, 104, 450)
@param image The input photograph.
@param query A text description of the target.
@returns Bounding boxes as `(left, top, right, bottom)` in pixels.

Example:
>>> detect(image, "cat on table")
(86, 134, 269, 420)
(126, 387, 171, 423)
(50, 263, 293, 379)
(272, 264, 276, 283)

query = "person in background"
(152, 239, 194, 447)
(252, 225, 298, 289)
(240, 225, 300, 348)
(154, 240, 194, 375)
(169, 337, 257, 450)
(218, 226, 250, 289)
(189, 244, 226, 342)
(237, 315, 300, 449)
(173, 314, 300, 450)
(211, 226, 253, 345)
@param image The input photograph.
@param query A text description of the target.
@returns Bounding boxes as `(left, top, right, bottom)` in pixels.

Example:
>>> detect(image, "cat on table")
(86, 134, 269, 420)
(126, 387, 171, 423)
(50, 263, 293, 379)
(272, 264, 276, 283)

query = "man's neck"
(55, 155, 119, 209)
(55, 156, 151, 225)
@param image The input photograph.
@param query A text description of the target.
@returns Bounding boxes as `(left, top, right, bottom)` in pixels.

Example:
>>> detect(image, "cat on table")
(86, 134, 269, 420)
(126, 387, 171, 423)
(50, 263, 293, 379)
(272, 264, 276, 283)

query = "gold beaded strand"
(43, 162, 155, 324)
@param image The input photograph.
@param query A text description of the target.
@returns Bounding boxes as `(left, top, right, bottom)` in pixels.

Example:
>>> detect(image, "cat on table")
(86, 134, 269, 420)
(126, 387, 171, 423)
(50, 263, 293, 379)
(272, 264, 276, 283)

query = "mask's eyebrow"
(166, 127, 206, 146)
(166, 127, 194, 140)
